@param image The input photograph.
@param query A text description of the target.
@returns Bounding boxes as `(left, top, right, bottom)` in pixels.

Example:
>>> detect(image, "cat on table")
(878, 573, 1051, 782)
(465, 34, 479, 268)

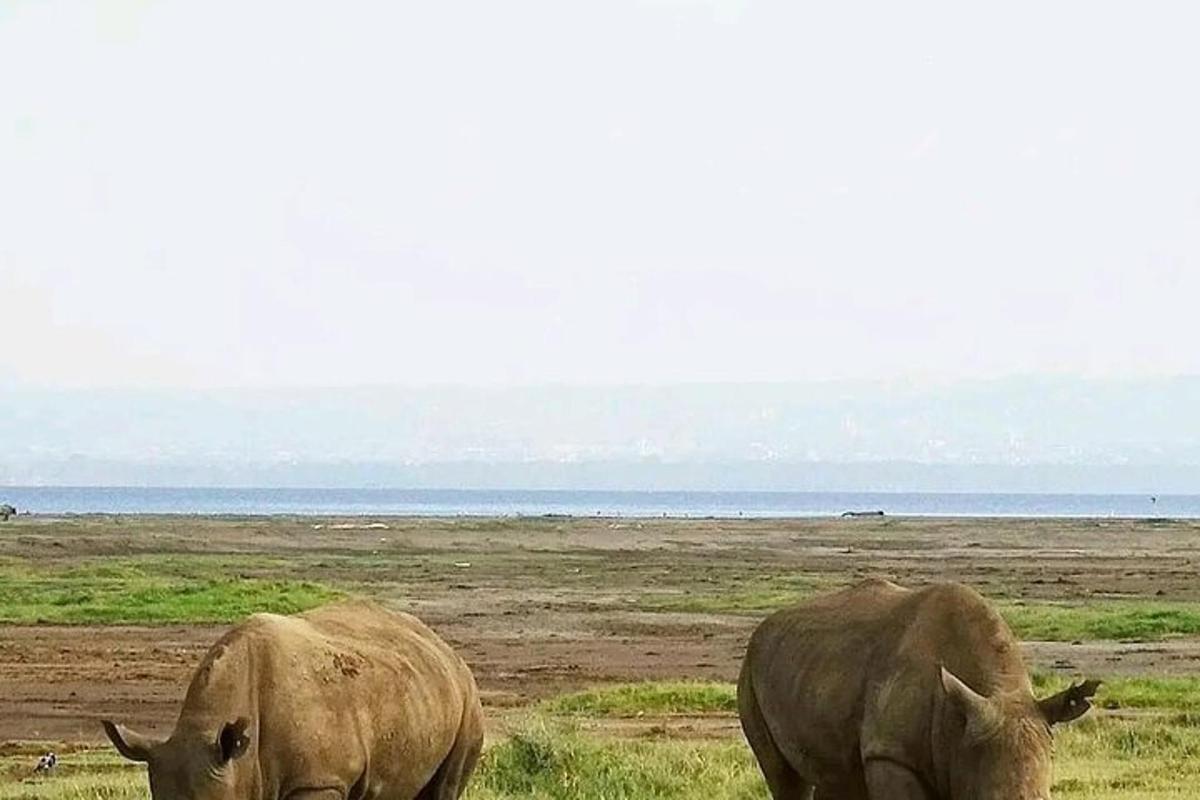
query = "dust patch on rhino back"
(332, 651, 363, 678)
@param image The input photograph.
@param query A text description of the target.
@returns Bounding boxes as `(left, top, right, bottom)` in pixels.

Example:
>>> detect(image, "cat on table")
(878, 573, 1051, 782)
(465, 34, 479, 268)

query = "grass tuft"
(1001, 602, 1200, 642)
(541, 682, 738, 717)
(471, 721, 764, 800)
(0, 557, 340, 624)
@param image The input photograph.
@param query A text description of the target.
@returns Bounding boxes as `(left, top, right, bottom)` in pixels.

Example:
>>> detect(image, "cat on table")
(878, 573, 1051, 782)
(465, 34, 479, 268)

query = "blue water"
(0, 486, 1196, 518)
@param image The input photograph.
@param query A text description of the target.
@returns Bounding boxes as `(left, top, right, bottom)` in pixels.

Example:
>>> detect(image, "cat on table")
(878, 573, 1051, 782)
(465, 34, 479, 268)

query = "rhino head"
(103, 718, 256, 800)
(940, 667, 1099, 800)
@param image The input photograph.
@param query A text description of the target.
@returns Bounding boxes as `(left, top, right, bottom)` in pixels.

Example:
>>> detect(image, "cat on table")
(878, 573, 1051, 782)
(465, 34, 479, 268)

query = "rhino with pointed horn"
(738, 579, 1098, 800)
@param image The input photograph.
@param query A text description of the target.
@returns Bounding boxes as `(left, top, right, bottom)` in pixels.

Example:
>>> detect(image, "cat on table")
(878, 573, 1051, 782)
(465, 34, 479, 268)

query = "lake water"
(1, 486, 1197, 518)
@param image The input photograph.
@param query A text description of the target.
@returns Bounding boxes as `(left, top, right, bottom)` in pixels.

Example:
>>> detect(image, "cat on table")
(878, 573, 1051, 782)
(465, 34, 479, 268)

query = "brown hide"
(738, 579, 1097, 800)
(104, 600, 483, 800)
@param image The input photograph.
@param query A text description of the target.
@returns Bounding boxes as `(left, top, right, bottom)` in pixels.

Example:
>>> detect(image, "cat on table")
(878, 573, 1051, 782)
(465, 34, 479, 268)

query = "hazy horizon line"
(0, 484, 1189, 497)
(5, 372, 1200, 393)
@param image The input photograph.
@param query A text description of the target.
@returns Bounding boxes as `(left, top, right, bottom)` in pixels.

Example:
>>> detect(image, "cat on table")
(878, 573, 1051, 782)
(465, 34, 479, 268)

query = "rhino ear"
(218, 718, 252, 763)
(102, 720, 157, 763)
(1038, 679, 1101, 726)
(940, 666, 1002, 740)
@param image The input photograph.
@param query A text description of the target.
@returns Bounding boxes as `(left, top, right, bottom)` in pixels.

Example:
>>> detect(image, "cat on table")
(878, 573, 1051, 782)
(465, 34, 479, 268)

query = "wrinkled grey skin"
(103, 600, 484, 800)
(739, 579, 1099, 800)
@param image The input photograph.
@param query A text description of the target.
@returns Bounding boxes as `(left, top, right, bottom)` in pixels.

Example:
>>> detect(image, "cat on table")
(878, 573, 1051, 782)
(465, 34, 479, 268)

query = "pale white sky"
(2, 1, 1198, 388)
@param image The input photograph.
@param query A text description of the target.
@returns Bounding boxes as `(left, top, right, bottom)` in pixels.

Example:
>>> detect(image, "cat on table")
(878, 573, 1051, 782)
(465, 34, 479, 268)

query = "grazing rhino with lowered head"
(738, 579, 1098, 800)
(103, 600, 483, 800)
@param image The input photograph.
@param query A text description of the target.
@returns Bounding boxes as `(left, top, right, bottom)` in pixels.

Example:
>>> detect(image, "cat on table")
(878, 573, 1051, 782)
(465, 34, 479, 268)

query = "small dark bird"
(34, 752, 57, 774)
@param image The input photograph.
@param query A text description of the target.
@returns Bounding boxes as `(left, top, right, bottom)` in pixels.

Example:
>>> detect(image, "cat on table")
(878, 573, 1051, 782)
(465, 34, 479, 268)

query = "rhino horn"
(102, 720, 159, 763)
(940, 666, 1003, 739)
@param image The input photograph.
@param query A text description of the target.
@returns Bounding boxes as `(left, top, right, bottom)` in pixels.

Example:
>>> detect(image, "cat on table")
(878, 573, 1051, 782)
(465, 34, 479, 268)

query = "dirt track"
(2, 515, 1199, 743)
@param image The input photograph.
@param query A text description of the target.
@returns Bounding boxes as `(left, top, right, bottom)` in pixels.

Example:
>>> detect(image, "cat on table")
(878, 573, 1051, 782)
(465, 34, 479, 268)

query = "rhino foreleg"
(864, 759, 931, 800)
(284, 790, 344, 800)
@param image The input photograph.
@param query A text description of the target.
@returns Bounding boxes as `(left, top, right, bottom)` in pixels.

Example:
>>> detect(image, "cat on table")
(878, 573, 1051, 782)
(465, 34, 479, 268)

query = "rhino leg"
(738, 668, 814, 800)
(815, 781, 868, 800)
(416, 708, 484, 800)
(287, 791, 343, 800)
(864, 760, 931, 800)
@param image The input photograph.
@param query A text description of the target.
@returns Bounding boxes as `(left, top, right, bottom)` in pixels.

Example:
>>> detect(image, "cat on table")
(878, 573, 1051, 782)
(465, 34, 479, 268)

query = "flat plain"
(2, 514, 1200, 798)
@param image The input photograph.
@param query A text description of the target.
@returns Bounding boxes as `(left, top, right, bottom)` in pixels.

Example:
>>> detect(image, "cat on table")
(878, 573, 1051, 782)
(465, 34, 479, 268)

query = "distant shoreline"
(1, 486, 1194, 519)
(5, 513, 1196, 523)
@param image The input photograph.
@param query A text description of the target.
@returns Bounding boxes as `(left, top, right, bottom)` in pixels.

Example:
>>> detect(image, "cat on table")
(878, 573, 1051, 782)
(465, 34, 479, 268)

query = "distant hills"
(2, 377, 1198, 492)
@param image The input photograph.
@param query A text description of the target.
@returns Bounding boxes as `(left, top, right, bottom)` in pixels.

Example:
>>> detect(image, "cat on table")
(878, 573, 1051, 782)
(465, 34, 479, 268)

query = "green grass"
(541, 682, 737, 717)
(545, 676, 1200, 721)
(470, 722, 763, 800)
(1032, 673, 1200, 713)
(0, 726, 766, 800)
(6, 716, 1200, 800)
(638, 574, 826, 614)
(1001, 601, 1200, 642)
(0, 747, 145, 800)
(1052, 715, 1200, 798)
(0, 556, 341, 624)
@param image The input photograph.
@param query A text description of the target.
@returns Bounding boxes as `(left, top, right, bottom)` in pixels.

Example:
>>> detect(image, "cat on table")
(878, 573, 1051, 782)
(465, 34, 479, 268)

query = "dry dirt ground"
(2, 515, 1200, 743)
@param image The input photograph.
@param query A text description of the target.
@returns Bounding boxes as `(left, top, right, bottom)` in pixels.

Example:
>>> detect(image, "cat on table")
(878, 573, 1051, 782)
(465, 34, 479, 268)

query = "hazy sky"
(2, 1, 1198, 388)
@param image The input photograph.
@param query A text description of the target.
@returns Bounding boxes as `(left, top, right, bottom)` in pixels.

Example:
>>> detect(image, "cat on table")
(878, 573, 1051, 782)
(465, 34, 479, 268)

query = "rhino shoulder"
(299, 599, 435, 637)
(914, 581, 987, 605)
(911, 582, 1009, 633)
(846, 576, 908, 595)
(791, 577, 910, 618)
(904, 582, 1025, 676)
(241, 611, 294, 630)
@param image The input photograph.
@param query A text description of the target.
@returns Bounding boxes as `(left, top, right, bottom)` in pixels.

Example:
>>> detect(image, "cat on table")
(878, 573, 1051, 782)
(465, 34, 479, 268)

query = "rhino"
(103, 600, 484, 800)
(738, 579, 1099, 800)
